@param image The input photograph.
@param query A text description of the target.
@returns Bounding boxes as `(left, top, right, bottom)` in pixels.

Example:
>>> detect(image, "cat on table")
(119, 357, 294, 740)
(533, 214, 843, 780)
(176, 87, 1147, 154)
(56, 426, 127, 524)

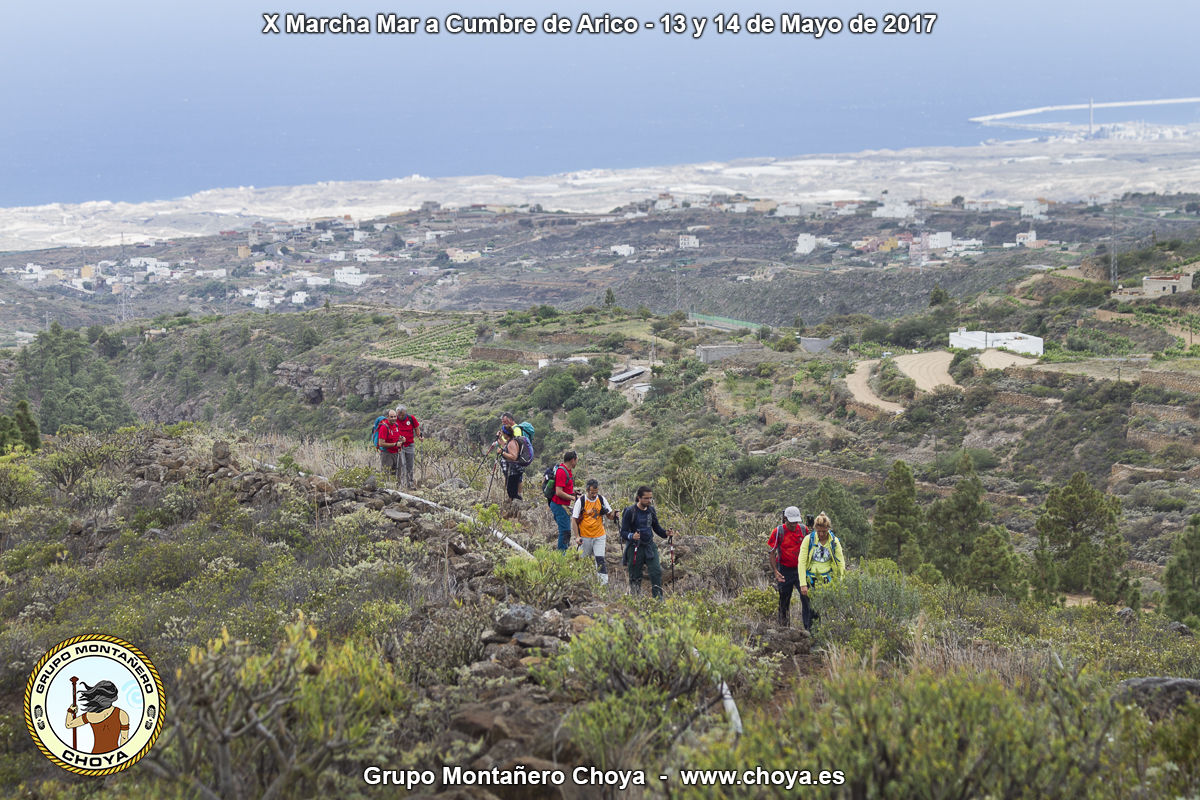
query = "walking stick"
(484, 459, 497, 501)
(70, 676, 78, 750)
(468, 443, 496, 486)
(669, 534, 676, 589)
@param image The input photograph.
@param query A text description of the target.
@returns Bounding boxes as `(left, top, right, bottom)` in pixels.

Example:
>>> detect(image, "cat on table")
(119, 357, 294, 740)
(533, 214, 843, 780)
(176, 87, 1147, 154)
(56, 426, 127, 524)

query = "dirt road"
(978, 349, 1039, 370)
(845, 360, 905, 414)
(893, 351, 958, 393)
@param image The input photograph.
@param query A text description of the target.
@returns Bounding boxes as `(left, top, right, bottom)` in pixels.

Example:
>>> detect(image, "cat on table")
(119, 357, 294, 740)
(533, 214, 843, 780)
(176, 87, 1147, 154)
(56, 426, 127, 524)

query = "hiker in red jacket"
(393, 404, 422, 489)
(768, 505, 811, 629)
(377, 409, 402, 481)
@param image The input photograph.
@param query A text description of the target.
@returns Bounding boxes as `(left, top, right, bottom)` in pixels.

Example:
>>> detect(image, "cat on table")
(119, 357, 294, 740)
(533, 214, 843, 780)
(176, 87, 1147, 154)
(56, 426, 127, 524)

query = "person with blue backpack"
(372, 409, 402, 481)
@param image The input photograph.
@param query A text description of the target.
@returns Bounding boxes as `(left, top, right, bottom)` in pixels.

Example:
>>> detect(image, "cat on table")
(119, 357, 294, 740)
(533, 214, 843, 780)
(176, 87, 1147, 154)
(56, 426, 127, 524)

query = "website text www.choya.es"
(363, 764, 846, 791)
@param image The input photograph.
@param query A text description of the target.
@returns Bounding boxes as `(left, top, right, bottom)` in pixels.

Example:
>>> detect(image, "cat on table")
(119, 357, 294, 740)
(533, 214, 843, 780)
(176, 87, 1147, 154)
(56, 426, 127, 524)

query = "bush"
(809, 562, 924, 659)
(682, 665, 1153, 800)
(0, 458, 44, 510)
(493, 548, 597, 607)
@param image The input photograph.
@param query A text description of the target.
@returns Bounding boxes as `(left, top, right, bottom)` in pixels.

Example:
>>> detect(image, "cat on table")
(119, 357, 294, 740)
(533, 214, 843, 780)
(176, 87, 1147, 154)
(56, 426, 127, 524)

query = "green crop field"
(379, 323, 475, 363)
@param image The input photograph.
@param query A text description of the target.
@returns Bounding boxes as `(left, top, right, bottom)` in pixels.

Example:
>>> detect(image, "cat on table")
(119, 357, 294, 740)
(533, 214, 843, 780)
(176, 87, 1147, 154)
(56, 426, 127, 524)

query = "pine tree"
(869, 460, 926, 569)
(963, 526, 1027, 599)
(1035, 472, 1121, 595)
(1164, 515, 1200, 623)
(13, 400, 40, 452)
(1029, 531, 1061, 606)
(926, 452, 990, 579)
(0, 414, 16, 453)
(802, 477, 872, 556)
(603, 288, 616, 307)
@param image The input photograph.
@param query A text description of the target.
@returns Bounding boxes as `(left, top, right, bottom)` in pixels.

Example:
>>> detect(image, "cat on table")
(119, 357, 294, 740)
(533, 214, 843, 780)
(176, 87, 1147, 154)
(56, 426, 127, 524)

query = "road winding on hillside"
(845, 360, 906, 414)
(978, 349, 1039, 369)
(893, 351, 958, 393)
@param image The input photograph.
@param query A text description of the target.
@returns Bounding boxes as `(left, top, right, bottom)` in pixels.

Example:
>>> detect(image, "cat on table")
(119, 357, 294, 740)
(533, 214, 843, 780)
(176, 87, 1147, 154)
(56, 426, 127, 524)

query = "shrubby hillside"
(7, 244, 1200, 795)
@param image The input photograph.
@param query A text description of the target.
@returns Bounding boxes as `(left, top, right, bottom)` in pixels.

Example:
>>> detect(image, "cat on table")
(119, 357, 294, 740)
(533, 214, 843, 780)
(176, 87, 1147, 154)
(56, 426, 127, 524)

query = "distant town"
(2, 191, 1198, 345)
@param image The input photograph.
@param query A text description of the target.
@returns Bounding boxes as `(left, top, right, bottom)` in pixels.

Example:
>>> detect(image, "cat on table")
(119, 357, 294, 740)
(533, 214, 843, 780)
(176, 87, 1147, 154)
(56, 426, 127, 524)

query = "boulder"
(1117, 607, 1136, 624)
(494, 604, 539, 635)
(1116, 677, 1200, 720)
(383, 508, 414, 524)
(1168, 621, 1194, 637)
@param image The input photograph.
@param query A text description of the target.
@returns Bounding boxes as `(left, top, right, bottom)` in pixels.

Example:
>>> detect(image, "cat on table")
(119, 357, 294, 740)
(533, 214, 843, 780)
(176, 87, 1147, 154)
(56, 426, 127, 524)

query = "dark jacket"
(619, 504, 668, 544)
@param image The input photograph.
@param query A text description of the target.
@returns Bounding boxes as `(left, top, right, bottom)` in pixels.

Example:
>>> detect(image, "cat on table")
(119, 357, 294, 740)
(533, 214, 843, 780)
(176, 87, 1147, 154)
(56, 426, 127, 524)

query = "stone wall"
(1140, 370, 1200, 395)
(1131, 402, 1196, 424)
(1126, 428, 1200, 455)
(696, 343, 764, 364)
(469, 346, 545, 363)
(993, 391, 1053, 410)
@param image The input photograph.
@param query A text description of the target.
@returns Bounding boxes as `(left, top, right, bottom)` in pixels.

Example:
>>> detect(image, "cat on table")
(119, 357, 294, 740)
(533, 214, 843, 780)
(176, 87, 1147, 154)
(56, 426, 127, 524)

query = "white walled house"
(334, 266, 377, 287)
(611, 244, 636, 257)
(291, 291, 309, 305)
(306, 276, 332, 287)
(926, 231, 953, 250)
(1143, 273, 1193, 295)
(795, 234, 817, 255)
(950, 327, 1043, 356)
(678, 235, 700, 250)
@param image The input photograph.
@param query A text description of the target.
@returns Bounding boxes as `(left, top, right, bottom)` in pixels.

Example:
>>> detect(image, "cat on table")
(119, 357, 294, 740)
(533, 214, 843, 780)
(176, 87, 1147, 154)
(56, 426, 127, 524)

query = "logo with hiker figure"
(24, 635, 165, 776)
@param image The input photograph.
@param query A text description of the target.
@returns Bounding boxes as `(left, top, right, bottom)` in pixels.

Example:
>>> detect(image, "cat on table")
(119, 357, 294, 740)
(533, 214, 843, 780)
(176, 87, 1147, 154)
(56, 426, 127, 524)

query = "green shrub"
(737, 586, 778, 619)
(809, 563, 923, 659)
(682, 665, 1153, 800)
(0, 458, 44, 510)
(493, 547, 596, 607)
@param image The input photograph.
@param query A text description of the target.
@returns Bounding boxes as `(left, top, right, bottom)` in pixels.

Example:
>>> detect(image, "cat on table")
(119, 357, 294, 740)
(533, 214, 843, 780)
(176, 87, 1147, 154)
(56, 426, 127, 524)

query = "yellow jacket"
(798, 531, 845, 585)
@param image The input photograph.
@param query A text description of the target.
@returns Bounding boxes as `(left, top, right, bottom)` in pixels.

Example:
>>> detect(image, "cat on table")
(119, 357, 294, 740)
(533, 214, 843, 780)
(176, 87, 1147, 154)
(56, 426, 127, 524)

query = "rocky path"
(845, 360, 905, 414)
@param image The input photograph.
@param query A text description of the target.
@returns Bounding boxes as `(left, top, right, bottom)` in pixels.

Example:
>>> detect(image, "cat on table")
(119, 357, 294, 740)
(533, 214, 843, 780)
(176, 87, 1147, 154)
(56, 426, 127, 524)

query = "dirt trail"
(893, 351, 959, 393)
(845, 360, 905, 414)
(978, 349, 1039, 370)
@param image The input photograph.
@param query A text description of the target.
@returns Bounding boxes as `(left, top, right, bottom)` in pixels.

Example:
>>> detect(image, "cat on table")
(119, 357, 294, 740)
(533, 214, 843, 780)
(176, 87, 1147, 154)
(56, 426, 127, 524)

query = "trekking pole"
(468, 443, 496, 485)
(70, 676, 78, 750)
(669, 534, 676, 590)
(484, 459, 497, 501)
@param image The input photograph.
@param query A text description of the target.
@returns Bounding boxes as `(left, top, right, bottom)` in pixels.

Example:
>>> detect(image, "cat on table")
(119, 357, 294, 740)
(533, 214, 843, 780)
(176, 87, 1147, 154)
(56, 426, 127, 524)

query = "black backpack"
(541, 464, 561, 500)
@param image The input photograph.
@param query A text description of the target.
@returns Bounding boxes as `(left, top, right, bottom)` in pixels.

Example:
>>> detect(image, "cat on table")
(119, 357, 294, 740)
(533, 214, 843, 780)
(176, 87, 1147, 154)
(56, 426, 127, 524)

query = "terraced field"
(378, 323, 475, 364)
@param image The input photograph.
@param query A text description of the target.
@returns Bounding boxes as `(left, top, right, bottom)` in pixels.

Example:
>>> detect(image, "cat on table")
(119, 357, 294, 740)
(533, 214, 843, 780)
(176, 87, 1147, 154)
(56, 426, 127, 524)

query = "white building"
(129, 257, 169, 270)
(253, 294, 273, 309)
(1143, 273, 1194, 295)
(926, 231, 953, 250)
(328, 251, 346, 262)
(611, 244, 636, 257)
(872, 201, 916, 220)
(949, 327, 1043, 356)
(776, 204, 802, 218)
(354, 248, 379, 262)
(1016, 230, 1037, 247)
(334, 266, 377, 287)
(678, 235, 700, 250)
(291, 291, 309, 305)
(352, 230, 369, 242)
(195, 268, 228, 279)
(795, 234, 817, 255)
(306, 276, 332, 287)
(1021, 201, 1049, 220)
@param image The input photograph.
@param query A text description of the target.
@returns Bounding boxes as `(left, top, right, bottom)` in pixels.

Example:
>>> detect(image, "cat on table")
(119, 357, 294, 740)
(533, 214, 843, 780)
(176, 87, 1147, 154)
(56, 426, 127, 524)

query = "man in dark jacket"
(619, 486, 677, 598)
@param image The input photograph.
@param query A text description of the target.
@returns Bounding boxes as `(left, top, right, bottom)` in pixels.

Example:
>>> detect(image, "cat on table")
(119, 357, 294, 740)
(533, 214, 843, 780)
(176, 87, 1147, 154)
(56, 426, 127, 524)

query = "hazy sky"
(2, 0, 1195, 206)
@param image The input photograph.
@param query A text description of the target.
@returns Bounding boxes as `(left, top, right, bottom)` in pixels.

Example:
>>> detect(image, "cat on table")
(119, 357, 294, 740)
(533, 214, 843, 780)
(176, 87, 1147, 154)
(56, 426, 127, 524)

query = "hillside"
(7, 241, 1200, 794)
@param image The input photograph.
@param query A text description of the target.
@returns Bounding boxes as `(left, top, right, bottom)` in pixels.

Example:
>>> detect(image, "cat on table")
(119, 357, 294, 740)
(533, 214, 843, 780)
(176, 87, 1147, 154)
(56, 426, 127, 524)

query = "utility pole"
(1110, 205, 1118, 286)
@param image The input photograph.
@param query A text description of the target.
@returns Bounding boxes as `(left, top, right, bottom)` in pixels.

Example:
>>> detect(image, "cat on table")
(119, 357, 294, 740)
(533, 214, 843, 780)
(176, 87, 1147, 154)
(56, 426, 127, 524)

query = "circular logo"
(24, 635, 165, 776)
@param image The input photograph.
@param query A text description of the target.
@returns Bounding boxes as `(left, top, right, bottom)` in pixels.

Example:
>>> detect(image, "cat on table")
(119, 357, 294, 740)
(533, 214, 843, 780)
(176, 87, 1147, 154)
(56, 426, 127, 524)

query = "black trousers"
(504, 469, 523, 500)
(777, 566, 814, 630)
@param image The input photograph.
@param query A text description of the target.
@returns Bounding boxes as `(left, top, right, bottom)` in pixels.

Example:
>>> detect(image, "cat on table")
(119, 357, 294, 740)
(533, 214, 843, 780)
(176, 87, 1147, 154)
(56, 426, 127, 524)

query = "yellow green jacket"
(798, 531, 845, 585)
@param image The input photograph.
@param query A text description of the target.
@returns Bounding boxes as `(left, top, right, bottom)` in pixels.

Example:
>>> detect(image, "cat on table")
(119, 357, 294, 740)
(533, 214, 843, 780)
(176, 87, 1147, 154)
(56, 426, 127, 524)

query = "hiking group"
(372, 406, 422, 489)
(372, 409, 844, 626)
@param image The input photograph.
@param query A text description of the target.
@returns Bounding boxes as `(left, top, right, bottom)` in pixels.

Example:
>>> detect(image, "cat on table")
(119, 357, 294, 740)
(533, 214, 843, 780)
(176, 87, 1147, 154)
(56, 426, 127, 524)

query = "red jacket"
(378, 419, 402, 453)
(394, 414, 420, 446)
(767, 523, 810, 569)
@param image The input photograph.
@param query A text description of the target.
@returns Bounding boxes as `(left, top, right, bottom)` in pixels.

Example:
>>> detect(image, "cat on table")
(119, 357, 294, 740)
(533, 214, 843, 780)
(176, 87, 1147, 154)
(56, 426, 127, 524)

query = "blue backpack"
(369, 416, 387, 449)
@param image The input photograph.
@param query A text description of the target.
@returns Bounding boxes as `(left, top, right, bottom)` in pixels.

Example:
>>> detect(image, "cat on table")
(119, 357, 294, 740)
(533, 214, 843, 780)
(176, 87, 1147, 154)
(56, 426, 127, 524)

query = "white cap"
(784, 506, 802, 523)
